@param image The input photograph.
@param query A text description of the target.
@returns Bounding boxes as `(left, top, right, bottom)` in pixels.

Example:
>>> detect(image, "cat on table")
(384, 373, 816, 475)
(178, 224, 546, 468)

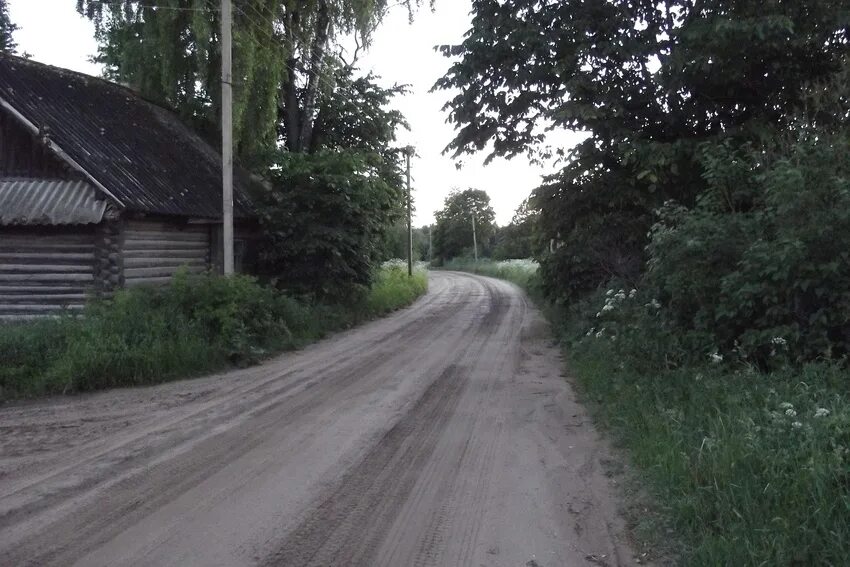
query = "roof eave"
(0, 95, 126, 210)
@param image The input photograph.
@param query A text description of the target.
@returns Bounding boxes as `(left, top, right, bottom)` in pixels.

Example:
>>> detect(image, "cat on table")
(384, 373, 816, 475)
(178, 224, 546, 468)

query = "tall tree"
(436, 0, 850, 300)
(77, 0, 431, 164)
(433, 188, 496, 262)
(0, 0, 19, 54)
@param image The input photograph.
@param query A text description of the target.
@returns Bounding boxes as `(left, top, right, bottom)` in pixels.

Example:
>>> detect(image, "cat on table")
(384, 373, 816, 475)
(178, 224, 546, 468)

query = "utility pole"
(405, 146, 413, 277)
(221, 0, 234, 275)
(471, 211, 478, 262)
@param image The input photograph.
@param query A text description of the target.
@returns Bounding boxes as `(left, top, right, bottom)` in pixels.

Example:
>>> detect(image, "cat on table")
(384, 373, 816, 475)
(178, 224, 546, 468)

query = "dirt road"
(0, 272, 636, 567)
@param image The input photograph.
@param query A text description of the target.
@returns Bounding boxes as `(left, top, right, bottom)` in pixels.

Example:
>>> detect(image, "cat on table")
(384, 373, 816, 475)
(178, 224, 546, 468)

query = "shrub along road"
(0, 272, 635, 567)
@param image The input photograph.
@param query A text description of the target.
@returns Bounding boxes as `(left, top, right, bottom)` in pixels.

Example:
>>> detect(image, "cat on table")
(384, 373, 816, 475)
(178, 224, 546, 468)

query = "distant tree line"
(430, 188, 539, 265)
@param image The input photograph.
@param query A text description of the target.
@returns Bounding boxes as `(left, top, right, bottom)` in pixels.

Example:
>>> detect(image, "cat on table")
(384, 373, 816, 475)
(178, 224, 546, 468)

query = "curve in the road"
(0, 272, 636, 567)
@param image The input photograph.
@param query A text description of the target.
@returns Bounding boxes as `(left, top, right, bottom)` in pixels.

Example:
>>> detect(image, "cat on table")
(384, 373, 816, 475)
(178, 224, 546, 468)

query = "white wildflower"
(595, 328, 605, 339)
(645, 299, 661, 309)
(814, 408, 830, 418)
(771, 337, 787, 346)
(791, 421, 803, 429)
(785, 408, 797, 417)
(709, 351, 723, 364)
(602, 304, 615, 312)
(629, 289, 637, 298)
(779, 402, 794, 410)
(610, 335, 617, 342)
(596, 311, 602, 318)
(606, 289, 614, 296)
(586, 328, 595, 337)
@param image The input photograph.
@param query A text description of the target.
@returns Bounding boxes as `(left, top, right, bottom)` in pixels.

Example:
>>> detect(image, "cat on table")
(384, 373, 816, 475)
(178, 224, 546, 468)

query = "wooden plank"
(124, 257, 207, 269)
(0, 264, 92, 274)
(121, 249, 209, 260)
(0, 273, 94, 282)
(123, 266, 197, 279)
(0, 304, 85, 313)
(0, 234, 95, 246)
(125, 220, 210, 233)
(123, 240, 209, 251)
(123, 234, 209, 244)
(0, 285, 88, 293)
(0, 252, 93, 262)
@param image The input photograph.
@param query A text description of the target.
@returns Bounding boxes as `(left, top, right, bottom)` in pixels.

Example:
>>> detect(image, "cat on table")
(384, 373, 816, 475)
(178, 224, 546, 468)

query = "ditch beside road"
(0, 271, 637, 567)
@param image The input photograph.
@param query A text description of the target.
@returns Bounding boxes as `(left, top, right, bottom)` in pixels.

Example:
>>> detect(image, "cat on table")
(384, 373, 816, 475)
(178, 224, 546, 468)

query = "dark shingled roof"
(0, 55, 252, 219)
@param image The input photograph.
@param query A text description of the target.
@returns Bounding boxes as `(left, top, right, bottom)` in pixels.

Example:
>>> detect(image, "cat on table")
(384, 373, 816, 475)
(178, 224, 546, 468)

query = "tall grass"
(0, 263, 428, 400)
(447, 261, 850, 565)
(441, 258, 540, 290)
(571, 341, 850, 565)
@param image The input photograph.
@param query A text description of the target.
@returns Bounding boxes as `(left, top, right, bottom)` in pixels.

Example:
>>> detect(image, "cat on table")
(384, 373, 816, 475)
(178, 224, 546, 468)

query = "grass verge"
(0, 262, 428, 400)
(441, 258, 540, 290)
(448, 259, 850, 566)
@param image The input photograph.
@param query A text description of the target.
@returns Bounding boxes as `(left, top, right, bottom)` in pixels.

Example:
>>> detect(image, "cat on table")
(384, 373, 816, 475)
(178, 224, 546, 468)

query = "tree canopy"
(437, 0, 850, 362)
(0, 0, 18, 54)
(437, 0, 849, 298)
(77, 0, 431, 164)
(433, 188, 496, 263)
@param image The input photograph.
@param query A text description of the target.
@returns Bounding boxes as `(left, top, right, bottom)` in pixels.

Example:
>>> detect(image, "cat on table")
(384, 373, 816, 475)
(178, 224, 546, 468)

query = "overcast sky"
(8, 0, 583, 225)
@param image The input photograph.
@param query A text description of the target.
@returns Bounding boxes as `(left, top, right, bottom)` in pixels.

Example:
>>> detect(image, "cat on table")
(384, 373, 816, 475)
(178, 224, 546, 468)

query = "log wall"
(122, 219, 211, 287)
(0, 226, 96, 319)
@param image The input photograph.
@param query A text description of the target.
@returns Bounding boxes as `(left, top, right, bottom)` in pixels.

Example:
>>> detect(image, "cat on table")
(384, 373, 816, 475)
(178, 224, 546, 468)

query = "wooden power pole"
(405, 147, 413, 277)
(471, 212, 478, 262)
(221, 0, 234, 275)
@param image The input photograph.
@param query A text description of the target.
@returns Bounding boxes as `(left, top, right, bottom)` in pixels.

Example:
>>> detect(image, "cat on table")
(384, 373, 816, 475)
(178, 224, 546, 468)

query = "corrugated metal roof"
(0, 55, 253, 219)
(0, 179, 107, 226)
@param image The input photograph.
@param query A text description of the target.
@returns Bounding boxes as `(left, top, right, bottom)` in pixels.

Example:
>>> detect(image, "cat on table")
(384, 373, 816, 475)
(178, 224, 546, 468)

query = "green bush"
(570, 334, 850, 565)
(367, 260, 428, 315)
(0, 266, 428, 400)
(647, 133, 850, 365)
(252, 150, 403, 299)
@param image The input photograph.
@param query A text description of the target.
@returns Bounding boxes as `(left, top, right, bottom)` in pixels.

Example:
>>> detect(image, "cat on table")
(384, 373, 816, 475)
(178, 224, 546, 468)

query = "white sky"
(8, 0, 584, 225)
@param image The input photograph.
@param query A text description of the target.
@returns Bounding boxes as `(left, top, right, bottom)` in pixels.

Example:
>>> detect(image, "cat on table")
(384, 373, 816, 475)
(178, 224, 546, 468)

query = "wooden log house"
(0, 55, 257, 319)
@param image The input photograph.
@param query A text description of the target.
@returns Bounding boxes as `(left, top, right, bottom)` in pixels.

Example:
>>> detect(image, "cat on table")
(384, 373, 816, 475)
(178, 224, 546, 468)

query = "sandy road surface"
(0, 272, 636, 567)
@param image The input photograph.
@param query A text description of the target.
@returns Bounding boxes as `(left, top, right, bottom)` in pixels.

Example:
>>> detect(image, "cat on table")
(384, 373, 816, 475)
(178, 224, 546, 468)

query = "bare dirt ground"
(0, 271, 637, 567)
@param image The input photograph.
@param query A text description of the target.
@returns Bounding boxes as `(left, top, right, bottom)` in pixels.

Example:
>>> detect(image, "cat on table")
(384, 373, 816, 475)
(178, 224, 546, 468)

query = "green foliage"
(432, 188, 496, 263)
(647, 127, 850, 366)
(252, 149, 404, 298)
(492, 197, 538, 260)
(442, 258, 540, 292)
(0, 0, 17, 53)
(0, 266, 428, 400)
(570, 332, 850, 566)
(77, 0, 431, 163)
(380, 223, 430, 262)
(437, 0, 849, 303)
(366, 260, 428, 314)
(77, 0, 285, 163)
